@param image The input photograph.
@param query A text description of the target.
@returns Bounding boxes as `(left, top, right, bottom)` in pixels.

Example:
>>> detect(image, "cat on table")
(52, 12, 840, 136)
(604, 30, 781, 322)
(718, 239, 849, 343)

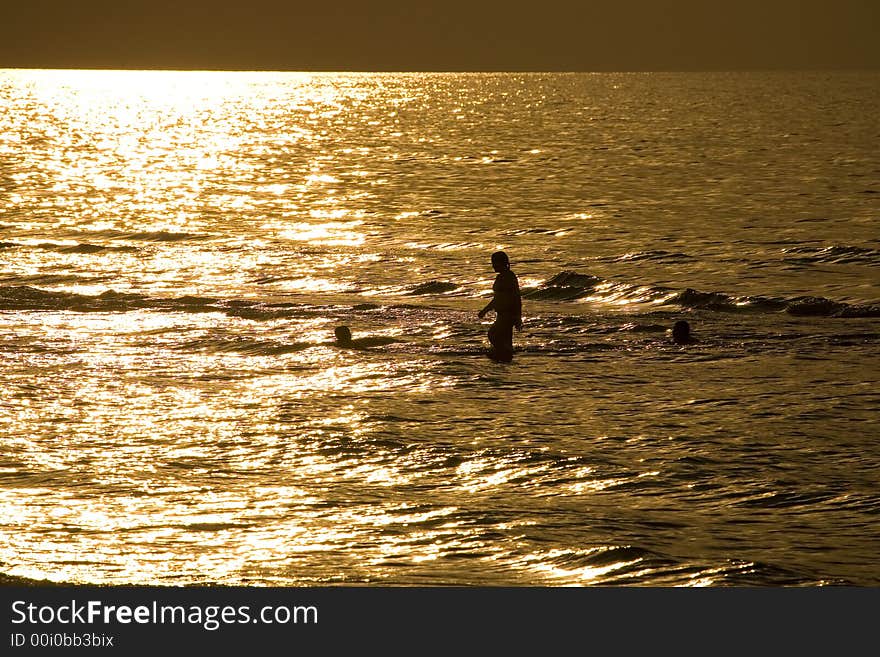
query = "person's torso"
(493, 270, 521, 316)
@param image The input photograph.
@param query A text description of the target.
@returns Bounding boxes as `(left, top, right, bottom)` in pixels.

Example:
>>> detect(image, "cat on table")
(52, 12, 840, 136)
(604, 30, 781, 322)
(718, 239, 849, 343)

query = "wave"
(519, 545, 831, 586)
(504, 227, 569, 237)
(0, 242, 133, 254)
(120, 230, 210, 242)
(3, 242, 139, 254)
(1, 238, 190, 253)
(3, 269, 879, 322)
(0, 273, 108, 287)
(0, 286, 225, 314)
(703, 560, 847, 586)
(524, 270, 880, 318)
(405, 280, 461, 295)
(0, 286, 150, 312)
(606, 250, 696, 264)
(0, 285, 335, 320)
(55, 228, 210, 242)
(673, 288, 880, 318)
(782, 244, 880, 266)
(404, 241, 484, 251)
(176, 337, 314, 355)
(522, 271, 602, 301)
(46, 243, 139, 254)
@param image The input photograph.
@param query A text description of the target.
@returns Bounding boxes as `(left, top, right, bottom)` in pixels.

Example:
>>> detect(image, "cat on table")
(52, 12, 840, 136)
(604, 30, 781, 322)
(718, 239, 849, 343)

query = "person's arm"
(478, 298, 495, 318)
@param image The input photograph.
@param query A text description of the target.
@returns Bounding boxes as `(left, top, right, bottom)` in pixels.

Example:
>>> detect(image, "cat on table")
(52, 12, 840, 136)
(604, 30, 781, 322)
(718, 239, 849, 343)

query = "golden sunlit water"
(1, 70, 879, 586)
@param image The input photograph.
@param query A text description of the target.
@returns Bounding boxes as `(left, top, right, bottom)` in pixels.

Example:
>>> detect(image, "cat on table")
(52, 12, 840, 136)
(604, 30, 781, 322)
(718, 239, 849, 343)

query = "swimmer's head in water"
(672, 320, 691, 343)
(334, 325, 352, 345)
(491, 251, 510, 272)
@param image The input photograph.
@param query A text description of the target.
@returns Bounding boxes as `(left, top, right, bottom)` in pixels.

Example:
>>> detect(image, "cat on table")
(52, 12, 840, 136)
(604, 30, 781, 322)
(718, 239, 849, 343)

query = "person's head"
(334, 325, 353, 345)
(672, 320, 691, 344)
(491, 251, 510, 272)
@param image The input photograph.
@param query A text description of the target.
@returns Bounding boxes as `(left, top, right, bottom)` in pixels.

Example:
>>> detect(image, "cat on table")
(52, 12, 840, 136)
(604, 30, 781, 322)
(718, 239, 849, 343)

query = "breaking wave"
(523, 270, 880, 317)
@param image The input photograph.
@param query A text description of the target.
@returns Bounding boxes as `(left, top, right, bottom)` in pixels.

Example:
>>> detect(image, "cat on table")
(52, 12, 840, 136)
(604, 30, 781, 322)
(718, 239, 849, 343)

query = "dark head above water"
(334, 325, 353, 346)
(672, 320, 694, 344)
(491, 250, 510, 272)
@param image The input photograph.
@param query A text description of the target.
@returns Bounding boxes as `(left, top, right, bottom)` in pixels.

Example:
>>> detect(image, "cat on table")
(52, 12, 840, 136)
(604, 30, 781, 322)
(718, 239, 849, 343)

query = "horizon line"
(3, 66, 879, 75)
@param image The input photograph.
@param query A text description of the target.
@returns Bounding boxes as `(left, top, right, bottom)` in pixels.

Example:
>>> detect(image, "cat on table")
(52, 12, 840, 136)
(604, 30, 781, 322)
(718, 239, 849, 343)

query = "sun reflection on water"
(5, 69, 875, 588)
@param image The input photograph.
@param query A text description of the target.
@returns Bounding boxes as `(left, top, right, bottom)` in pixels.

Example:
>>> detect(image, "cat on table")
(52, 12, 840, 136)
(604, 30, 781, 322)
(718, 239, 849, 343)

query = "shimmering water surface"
(1, 70, 878, 586)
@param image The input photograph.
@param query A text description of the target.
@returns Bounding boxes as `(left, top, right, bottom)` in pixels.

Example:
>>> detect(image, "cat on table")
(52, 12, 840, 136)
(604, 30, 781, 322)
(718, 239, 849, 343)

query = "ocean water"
(1, 69, 878, 586)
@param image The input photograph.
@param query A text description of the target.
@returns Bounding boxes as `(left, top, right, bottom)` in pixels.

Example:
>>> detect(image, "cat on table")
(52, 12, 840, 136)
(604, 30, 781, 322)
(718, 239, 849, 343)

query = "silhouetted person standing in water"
(478, 251, 522, 362)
